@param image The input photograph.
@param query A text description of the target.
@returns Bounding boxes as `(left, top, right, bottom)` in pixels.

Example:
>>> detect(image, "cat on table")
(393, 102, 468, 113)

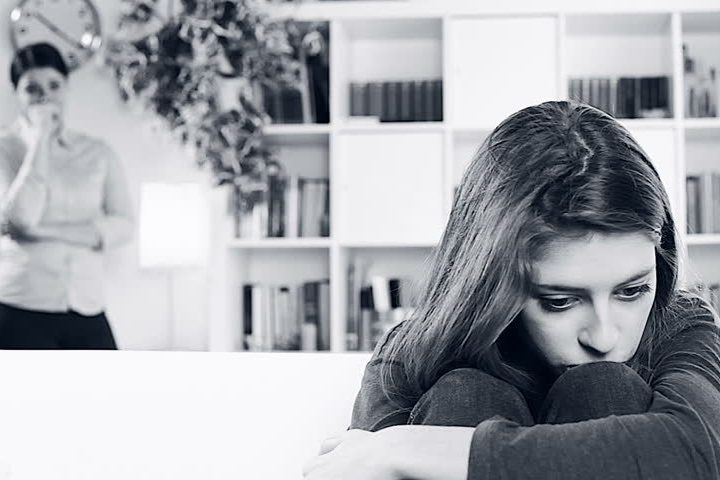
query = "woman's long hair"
(380, 100, 709, 405)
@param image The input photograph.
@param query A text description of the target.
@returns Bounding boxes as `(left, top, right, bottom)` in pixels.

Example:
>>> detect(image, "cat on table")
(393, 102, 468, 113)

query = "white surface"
(449, 16, 559, 129)
(0, 351, 372, 480)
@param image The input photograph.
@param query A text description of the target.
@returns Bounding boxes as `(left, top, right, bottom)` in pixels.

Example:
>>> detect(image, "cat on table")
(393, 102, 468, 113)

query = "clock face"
(9, 0, 103, 71)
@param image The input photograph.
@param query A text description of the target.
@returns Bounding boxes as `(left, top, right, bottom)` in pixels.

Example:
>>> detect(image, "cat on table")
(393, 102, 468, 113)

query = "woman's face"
(519, 232, 657, 375)
(15, 67, 67, 115)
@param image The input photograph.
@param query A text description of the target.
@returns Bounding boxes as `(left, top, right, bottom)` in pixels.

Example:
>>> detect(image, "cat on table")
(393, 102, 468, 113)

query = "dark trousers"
(408, 362, 652, 427)
(0, 302, 118, 350)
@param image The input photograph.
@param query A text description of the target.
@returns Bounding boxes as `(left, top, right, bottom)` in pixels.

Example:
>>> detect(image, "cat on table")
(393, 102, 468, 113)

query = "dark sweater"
(350, 296, 720, 479)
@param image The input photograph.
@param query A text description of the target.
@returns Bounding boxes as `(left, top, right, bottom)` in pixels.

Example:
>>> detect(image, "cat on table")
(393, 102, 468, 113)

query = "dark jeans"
(408, 362, 652, 427)
(0, 302, 118, 350)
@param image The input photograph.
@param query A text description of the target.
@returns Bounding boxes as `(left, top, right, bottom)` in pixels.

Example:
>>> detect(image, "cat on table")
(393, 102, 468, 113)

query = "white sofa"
(0, 351, 372, 480)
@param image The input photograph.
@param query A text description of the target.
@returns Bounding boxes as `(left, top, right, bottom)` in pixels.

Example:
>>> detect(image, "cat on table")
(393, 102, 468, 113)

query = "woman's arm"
(350, 323, 414, 431)
(0, 127, 51, 230)
(15, 221, 101, 249)
(93, 145, 134, 250)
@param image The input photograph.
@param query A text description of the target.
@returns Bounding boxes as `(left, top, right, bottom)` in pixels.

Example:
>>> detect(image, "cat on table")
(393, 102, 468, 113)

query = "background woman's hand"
(18, 103, 61, 147)
(1, 221, 37, 243)
(302, 429, 402, 480)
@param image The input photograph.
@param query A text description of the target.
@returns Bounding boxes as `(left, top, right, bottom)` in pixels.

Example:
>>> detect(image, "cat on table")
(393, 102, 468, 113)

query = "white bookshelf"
(208, 1, 720, 353)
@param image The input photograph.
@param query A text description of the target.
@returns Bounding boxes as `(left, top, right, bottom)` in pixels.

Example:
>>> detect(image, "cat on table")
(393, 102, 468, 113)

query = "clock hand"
(29, 10, 88, 52)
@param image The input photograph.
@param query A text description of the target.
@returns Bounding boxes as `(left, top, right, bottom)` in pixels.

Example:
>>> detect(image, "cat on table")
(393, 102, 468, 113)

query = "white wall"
(0, 1, 224, 350)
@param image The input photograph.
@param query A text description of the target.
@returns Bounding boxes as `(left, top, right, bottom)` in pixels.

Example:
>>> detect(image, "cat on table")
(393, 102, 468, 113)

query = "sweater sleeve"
(468, 312, 720, 480)
(349, 323, 414, 431)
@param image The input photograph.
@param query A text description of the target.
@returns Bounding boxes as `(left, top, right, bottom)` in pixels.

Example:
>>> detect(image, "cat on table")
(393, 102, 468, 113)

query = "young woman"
(303, 100, 720, 479)
(0, 43, 134, 349)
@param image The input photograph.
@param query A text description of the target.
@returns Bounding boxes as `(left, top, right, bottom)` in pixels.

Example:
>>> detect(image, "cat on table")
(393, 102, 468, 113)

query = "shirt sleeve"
(94, 144, 134, 249)
(468, 309, 720, 480)
(0, 137, 48, 229)
(349, 324, 414, 431)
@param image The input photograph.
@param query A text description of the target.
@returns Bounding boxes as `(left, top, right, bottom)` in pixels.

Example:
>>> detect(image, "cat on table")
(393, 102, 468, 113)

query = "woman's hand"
(302, 429, 403, 480)
(303, 425, 475, 480)
(17, 103, 61, 148)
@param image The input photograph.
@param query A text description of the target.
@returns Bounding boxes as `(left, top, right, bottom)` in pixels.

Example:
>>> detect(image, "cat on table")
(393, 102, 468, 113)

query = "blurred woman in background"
(0, 43, 134, 349)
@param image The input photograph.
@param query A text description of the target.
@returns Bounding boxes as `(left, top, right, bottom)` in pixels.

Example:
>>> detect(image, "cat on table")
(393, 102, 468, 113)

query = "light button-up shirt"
(0, 122, 134, 315)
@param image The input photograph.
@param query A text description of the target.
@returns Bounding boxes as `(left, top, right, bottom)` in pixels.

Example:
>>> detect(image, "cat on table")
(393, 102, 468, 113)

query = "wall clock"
(9, 0, 103, 71)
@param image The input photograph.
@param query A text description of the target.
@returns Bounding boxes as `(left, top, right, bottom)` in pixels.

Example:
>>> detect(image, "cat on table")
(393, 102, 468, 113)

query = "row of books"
(691, 283, 720, 315)
(683, 44, 718, 119)
(686, 172, 720, 234)
(242, 280, 331, 351)
(235, 176, 330, 238)
(568, 76, 671, 119)
(349, 79, 444, 123)
(346, 260, 417, 351)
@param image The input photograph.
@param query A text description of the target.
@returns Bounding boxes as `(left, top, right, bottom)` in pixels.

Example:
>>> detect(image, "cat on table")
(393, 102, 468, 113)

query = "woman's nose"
(578, 306, 619, 355)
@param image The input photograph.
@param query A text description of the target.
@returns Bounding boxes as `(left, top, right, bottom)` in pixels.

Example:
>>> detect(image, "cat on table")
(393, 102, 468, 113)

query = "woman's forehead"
(531, 232, 656, 288)
(19, 67, 65, 83)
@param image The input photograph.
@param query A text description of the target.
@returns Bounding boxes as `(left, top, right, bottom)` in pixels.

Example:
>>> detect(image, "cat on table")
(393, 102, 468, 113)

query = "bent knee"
(558, 361, 646, 389)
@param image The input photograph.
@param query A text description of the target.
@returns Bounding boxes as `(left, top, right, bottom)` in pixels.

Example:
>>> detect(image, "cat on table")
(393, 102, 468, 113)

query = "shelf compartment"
(565, 13, 674, 119)
(681, 12, 720, 120)
(449, 15, 558, 129)
(334, 131, 446, 245)
(342, 246, 432, 352)
(333, 17, 443, 124)
(234, 135, 330, 240)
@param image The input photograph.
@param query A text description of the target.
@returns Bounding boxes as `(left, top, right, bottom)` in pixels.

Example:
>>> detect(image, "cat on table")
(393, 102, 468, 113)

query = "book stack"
(568, 76, 671, 119)
(346, 260, 417, 351)
(686, 172, 720, 234)
(235, 175, 330, 239)
(683, 44, 719, 118)
(691, 282, 720, 315)
(349, 79, 443, 122)
(242, 279, 331, 351)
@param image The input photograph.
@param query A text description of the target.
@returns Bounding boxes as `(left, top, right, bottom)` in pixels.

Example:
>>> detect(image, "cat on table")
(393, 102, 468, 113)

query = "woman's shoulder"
(367, 321, 406, 365)
(667, 289, 719, 329)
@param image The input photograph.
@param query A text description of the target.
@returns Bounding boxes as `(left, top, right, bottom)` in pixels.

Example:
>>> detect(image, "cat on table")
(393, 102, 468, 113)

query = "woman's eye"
(25, 84, 41, 95)
(538, 297, 577, 312)
(49, 82, 60, 90)
(616, 284, 651, 300)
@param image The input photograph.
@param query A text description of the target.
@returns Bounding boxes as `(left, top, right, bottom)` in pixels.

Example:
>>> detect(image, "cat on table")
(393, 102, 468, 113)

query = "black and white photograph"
(0, 0, 719, 478)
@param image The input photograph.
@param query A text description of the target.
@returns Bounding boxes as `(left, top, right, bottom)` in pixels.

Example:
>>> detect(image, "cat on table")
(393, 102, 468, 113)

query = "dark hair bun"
(10, 43, 69, 89)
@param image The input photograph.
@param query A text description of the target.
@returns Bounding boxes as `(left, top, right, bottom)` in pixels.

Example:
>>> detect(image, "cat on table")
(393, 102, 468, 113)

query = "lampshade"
(139, 182, 209, 268)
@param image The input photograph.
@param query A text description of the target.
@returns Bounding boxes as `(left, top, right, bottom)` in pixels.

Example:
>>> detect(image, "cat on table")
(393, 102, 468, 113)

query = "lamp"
(139, 182, 209, 349)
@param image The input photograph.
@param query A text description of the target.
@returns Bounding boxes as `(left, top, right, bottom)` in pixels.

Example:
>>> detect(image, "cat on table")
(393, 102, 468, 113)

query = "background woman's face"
(15, 67, 67, 115)
(519, 232, 657, 375)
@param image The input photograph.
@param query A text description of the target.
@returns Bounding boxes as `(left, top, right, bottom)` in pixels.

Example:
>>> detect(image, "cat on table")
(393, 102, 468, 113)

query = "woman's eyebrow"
(533, 267, 655, 293)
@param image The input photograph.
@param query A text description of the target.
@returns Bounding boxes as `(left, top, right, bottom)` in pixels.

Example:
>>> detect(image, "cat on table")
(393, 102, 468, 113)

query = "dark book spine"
(303, 281, 320, 329)
(359, 286, 375, 351)
(423, 80, 434, 122)
(369, 82, 382, 118)
(389, 278, 402, 309)
(659, 76, 670, 116)
(435, 79, 444, 121)
(400, 81, 412, 122)
(243, 284, 253, 349)
(412, 80, 424, 121)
